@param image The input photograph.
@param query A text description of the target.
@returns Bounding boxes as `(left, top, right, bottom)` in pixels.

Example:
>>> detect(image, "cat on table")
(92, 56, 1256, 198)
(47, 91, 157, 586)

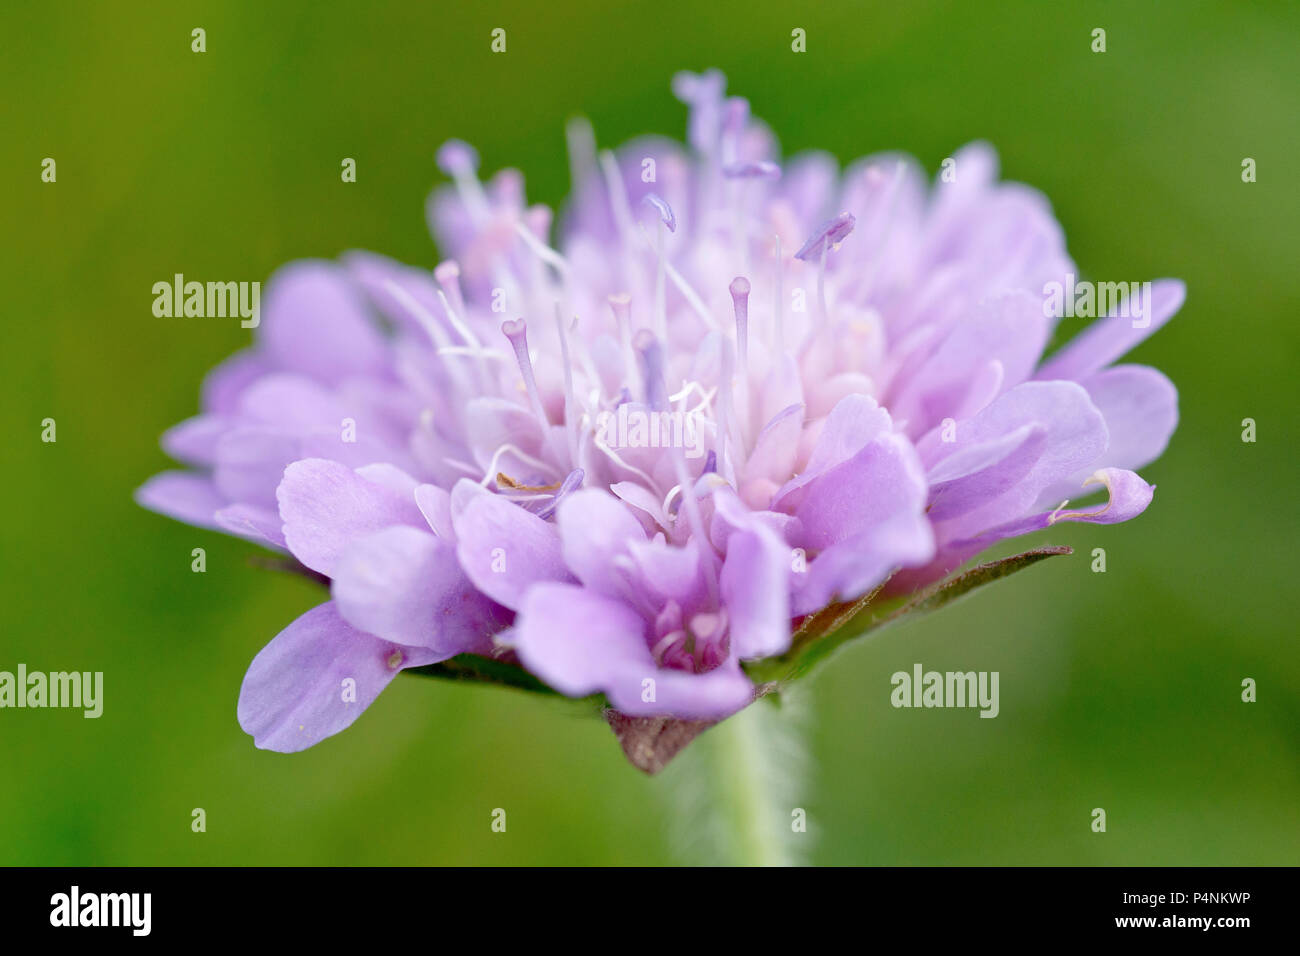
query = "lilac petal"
(950, 468, 1155, 551)
(214, 503, 287, 549)
(793, 432, 928, 549)
(258, 262, 389, 386)
(161, 415, 230, 467)
(512, 583, 648, 697)
(513, 583, 753, 718)
(354, 462, 421, 496)
(212, 426, 301, 510)
(277, 458, 425, 576)
(135, 472, 224, 529)
(1081, 364, 1179, 472)
(626, 536, 708, 610)
(715, 495, 792, 660)
(790, 433, 934, 612)
(331, 526, 504, 654)
(927, 424, 1047, 522)
(1035, 279, 1185, 381)
(892, 290, 1051, 433)
(200, 349, 270, 415)
(794, 212, 855, 261)
(555, 488, 645, 599)
(621, 659, 754, 719)
(237, 601, 444, 753)
(927, 381, 1108, 541)
(794, 520, 935, 616)
(236, 373, 345, 432)
(773, 393, 892, 511)
(297, 430, 411, 474)
(742, 403, 804, 489)
(449, 480, 574, 611)
(414, 483, 454, 539)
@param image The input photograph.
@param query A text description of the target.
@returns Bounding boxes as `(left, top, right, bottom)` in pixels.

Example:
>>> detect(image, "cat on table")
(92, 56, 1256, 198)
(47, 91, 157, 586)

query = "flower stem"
(709, 703, 789, 866)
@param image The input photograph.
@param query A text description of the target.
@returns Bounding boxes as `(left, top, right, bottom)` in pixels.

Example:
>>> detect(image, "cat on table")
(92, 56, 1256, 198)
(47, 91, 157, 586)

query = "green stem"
(707, 703, 789, 867)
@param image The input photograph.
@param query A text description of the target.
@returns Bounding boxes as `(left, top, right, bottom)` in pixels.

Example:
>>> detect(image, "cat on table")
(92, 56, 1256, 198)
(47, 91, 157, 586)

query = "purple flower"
(140, 71, 1179, 754)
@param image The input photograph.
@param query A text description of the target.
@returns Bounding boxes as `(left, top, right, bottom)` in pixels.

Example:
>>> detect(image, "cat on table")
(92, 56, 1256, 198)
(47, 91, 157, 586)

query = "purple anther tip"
(435, 140, 479, 177)
(501, 317, 528, 343)
(794, 212, 856, 261)
(722, 160, 781, 180)
(642, 193, 677, 233)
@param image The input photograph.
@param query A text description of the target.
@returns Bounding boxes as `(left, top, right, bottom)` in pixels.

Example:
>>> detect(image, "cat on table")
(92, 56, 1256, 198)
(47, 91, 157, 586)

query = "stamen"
(716, 334, 733, 481)
(501, 318, 549, 428)
(434, 260, 466, 318)
(553, 303, 580, 464)
(773, 233, 785, 355)
(643, 193, 675, 344)
(639, 337, 720, 603)
(598, 150, 638, 249)
(435, 287, 482, 350)
(794, 212, 856, 261)
(609, 293, 637, 386)
(636, 221, 720, 331)
(435, 140, 491, 226)
(642, 192, 677, 233)
(537, 468, 585, 520)
(729, 276, 751, 374)
(565, 116, 598, 192)
(722, 160, 781, 180)
(795, 213, 855, 345)
(478, 442, 555, 488)
(513, 220, 571, 277)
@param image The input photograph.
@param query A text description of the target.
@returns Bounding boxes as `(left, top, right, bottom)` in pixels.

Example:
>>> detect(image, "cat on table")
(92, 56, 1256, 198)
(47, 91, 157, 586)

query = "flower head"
(139, 71, 1179, 757)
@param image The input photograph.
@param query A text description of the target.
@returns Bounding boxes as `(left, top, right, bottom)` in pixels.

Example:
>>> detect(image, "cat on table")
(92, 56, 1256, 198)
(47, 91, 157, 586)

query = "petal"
(772, 393, 891, 511)
(1035, 279, 1185, 381)
(414, 483, 454, 539)
(277, 458, 425, 576)
(450, 480, 574, 611)
(237, 373, 346, 432)
(512, 583, 649, 698)
(331, 526, 506, 653)
(555, 488, 646, 599)
(513, 583, 753, 719)
(258, 261, 389, 385)
(1081, 364, 1178, 472)
(741, 403, 804, 492)
(135, 472, 224, 529)
(791, 433, 934, 612)
(891, 290, 1051, 434)
(237, 601, 444, 753)
(926, 424, 1047, 521)
(214, 503, 287, 549)
(926, 381, 1108, 541)
(161, 414, 230, 467)
(719, 522, 792, 660)
(212, 426, 301, 510)
(949, 468, 1155, 552)
(200, 349, 270, 415)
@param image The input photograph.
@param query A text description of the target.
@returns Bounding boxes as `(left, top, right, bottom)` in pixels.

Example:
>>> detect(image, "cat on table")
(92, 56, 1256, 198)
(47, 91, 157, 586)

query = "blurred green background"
(3, 0, 1296, 865)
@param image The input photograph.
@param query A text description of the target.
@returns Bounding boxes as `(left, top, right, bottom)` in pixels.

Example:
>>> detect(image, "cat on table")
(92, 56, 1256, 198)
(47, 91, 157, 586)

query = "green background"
(3, 0, 1296, 865)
